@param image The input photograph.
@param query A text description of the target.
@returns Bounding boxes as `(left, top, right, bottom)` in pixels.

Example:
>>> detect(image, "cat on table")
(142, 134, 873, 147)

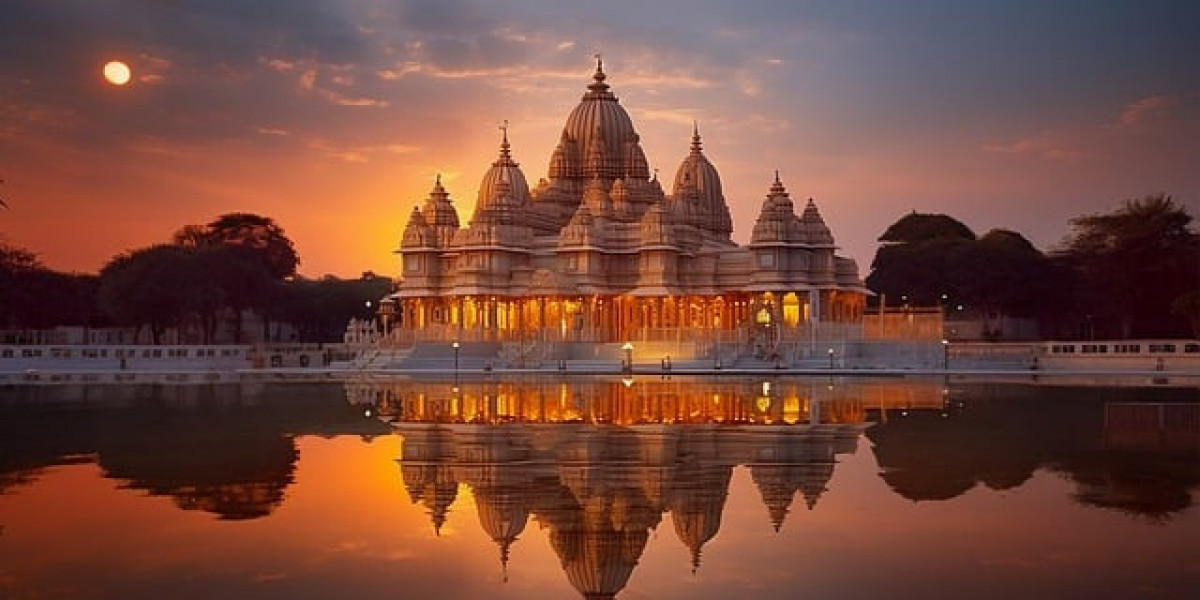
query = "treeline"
(2, 213, 389, 344)
(867, 194, 1200, 339)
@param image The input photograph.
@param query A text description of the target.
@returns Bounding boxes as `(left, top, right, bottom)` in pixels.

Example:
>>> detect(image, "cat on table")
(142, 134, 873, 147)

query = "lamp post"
(622, 342, 634, 374)
(713, 315, 721, 369)
(942, 339, 950, 370)
(452, 340, 460, 383)
(827, 347, 835, 369)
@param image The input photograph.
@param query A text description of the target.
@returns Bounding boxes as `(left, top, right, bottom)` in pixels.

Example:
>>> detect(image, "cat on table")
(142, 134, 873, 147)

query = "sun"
(103, 60, 131, 86)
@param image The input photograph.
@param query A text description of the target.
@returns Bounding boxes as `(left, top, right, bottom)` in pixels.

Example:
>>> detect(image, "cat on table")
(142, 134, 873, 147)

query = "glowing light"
(103, 61, 131, 86)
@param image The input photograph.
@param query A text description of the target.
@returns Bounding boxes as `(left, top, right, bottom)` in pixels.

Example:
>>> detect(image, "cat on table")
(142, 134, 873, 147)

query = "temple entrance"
(744, 297, 781, 360)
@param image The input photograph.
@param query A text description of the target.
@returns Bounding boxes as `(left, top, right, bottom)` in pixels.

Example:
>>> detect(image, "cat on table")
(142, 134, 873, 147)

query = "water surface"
(1, 377, 1198, 599)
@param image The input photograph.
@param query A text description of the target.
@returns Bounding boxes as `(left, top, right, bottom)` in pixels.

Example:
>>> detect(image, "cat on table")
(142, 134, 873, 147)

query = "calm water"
(1, 377, 1198, 599)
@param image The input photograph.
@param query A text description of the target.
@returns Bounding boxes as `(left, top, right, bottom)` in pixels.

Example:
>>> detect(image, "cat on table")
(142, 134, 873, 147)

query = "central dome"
(557, 59, 647, 181)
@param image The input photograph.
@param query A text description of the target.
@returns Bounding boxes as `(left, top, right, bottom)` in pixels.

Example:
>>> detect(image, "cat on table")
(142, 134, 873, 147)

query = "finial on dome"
(500, 540, 512, 584)
(586, 53, 611, 95)
(435, 173, 442, 186)
(769, 171, 788, 197)
(498, 119, 511, 159)
(690, 121, 703, 154)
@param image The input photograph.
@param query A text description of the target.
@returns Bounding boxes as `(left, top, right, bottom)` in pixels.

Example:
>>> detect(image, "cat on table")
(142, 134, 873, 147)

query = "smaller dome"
(400, 206, 435, 248)
(799, 198, 834, 246)
(477, 124, 530, 210)
(671, 124, 732, 238)
(751, 171, 802, 244)
(472, 174, 524, 226)
(421, 174, 460, 229)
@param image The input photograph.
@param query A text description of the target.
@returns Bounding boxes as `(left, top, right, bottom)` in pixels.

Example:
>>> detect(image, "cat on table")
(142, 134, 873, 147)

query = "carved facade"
(390, 60, 868, 345)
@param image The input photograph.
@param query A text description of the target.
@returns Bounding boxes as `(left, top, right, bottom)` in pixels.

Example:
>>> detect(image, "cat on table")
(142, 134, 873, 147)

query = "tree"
(867, 213, 977, 306)
(1, 241, 105, 334)
(1055, 194, 1199, 338)
(98, 245, 195, 344)
(867, 214, 1065, 339)
(199, 245, 274, 343)
(198, 213, 300, 280)
(1170, 291, 1200, 338)
(174, 214, 301, 340)
(878, 212, 977, 245)
(276, 274, 391, 342)
(1, 241, 43, 330)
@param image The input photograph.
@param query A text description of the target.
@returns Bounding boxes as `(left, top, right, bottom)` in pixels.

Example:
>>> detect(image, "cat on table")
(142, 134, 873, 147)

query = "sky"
(1, 0, 1198, 278)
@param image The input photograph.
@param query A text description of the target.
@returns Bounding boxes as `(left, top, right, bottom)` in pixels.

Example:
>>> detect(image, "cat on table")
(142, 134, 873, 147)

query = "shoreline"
(3, 364, 1199, 386)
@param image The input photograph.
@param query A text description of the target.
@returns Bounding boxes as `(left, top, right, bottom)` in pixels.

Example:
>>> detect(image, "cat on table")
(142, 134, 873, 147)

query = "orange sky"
(1, 1, 1197, 278)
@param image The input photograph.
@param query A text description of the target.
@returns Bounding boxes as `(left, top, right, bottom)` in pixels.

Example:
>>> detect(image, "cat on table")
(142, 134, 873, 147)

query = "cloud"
(1116, 94, 1179, 127)
(323, 92, 389, 108)
(300, 136, 421, 163)
(639, 108, 702, 126)
(1112, 92, 1200, 130)
(981, 136, 1082, 162)
(984, 91, 1200, 163)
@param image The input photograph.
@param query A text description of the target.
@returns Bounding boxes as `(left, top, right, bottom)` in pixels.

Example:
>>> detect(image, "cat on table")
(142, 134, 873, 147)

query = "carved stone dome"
(559, 59, 643, 181)
(477, 127, 530, 210)
(671, 124, 733, 238)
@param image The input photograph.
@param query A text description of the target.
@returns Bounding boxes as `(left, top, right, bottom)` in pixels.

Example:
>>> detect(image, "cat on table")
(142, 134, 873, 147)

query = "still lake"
(1, 376, 1198, 599)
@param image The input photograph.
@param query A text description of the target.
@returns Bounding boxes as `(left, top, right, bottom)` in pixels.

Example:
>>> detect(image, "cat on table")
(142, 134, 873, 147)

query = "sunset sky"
(1, 0, 1197, 278)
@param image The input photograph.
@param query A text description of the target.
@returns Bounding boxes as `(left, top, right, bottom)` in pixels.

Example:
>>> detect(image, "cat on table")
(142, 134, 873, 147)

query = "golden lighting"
(103, 60, 132, 86)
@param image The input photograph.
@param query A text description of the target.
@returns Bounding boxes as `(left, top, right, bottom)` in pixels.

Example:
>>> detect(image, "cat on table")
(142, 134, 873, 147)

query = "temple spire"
(770, 170, 788, 196)
(586, 52, 611, 95)
(499, 119, 511, 161)
(690, 121, 703, 154)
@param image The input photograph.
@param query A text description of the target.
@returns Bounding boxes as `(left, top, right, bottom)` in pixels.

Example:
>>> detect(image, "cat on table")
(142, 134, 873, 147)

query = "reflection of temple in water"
(396, 422, 862, 598)
(347, 376, 950, 427)
(350, 377, 947, 599)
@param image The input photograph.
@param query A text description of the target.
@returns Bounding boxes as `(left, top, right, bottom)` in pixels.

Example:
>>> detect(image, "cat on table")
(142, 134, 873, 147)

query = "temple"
(387, 59, 868, 350)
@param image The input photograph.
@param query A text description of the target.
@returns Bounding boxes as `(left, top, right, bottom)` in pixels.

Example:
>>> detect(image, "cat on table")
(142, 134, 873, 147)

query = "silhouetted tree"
(197, 213, 300, 280)
(2, 241, 104, 334)
(173, 214, 301, 339)
(1054, 194, 1199, 338)
(1, 241, 43, 330)
(1170, 291, 1200, 338)
(277, 274, 391, 342)
(957, 229, 1059, 320)
(867, 213, 977, 307)
(868, 214, 1064, 338)
(98, 245, 194, 343)
(878, 212, 977, 245)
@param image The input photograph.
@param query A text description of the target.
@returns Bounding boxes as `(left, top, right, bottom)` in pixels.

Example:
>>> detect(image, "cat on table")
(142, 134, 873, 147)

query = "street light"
(827, 347, 835, 369)
(622, 342, 634, 374)
(713, 315, 721, 369)
(452, 340, 460, 382)
(941, 339, 950, 370)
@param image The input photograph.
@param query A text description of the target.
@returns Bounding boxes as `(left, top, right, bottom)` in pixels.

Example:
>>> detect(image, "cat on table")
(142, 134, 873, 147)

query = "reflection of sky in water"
(0, 378, 1198, 599)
